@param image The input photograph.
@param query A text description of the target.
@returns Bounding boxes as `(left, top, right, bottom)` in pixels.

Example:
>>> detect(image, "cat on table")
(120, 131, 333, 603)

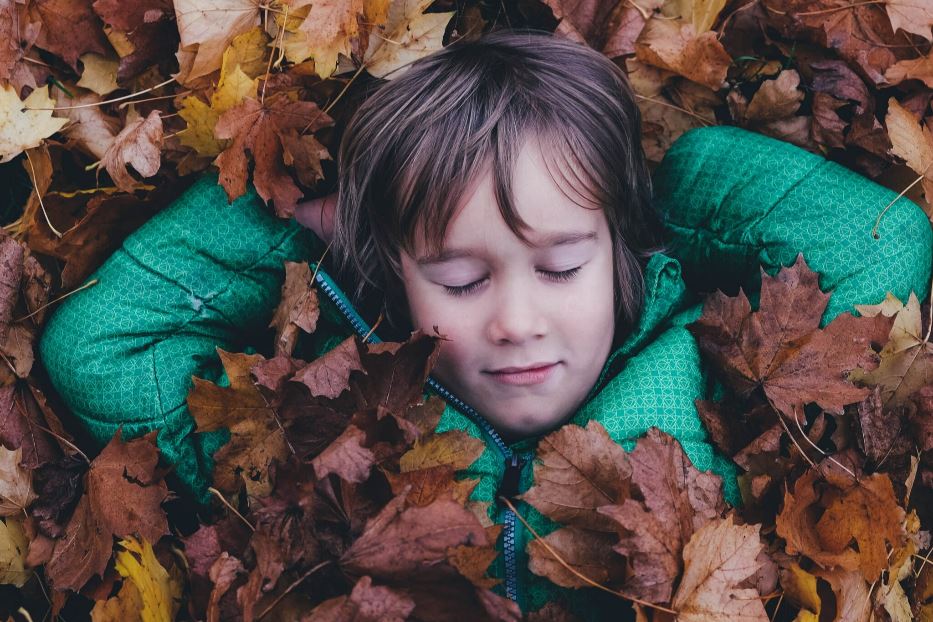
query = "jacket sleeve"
(37, 173, 322, 501)
(651, 125, 933, 325)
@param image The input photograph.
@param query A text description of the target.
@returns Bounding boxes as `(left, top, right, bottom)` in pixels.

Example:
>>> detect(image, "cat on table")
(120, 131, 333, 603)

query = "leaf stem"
(209, 487, 254, 532)
(255, 560, 332, 620)
(14, 279, 99, 323)
(25, 77, 176, 111)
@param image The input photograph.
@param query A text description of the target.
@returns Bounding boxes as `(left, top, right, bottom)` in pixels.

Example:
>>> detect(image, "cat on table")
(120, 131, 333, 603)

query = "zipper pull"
(497, 454, 526, 504)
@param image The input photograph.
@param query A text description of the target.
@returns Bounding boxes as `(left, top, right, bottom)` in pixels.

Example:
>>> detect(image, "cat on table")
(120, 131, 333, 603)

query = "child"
(39, 28, 931, 618)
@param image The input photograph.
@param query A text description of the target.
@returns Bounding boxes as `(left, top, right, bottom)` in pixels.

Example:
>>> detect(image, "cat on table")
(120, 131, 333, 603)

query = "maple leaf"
(214, 92, 334, 218)
(526, 526, 625, 589)
(775, 468, 905, 582)
(282, 0, 366, 79)
(599, 428, 725, 604)
(100, 109, 164, 193)
(311, 425, 375, 483)
(851, 291, 933, 409)
(634, 17, 732, 91)
(46, 430, 169, 591)
(172, 0, 260, 83)
(188, 349, 290, 496)
(688, 255, 891, 417)
(362, 0, 454, 79)
(178, 64, 258, 157)
(0, 84, 68, 163)
(884, 98, 933, 209)
(883, 0, 933, 41)
(669, 515, 768, 621)
(538, 0, 664, 58)
(304, 575, 415, 622)
(290, 336, 363, 403)
(885, 49, 933, 89)
(30, 0, 109, 69)
(519, 420, 632, 532)
(91, 536, 183, 622)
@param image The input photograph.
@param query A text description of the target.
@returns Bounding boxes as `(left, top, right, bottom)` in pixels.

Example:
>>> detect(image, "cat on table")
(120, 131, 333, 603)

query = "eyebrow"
(416, 230, 598, 265)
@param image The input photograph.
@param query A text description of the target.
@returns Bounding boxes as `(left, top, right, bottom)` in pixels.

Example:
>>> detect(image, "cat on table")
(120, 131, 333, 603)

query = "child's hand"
(294, 192, 337, 243)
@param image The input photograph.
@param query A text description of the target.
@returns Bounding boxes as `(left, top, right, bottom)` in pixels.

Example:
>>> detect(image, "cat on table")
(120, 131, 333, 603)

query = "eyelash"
(443, 267, 582, 297)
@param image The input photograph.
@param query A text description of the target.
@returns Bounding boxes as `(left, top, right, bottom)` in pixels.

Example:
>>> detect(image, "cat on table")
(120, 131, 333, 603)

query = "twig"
(872, 160, 933, 239)
(634, 94, 713, 126)
(209, 487, 254, 532)
(255, 560, 332, 620)
(14, 279, 99, 323)
(25, 76, 176, 111)
(499, 497, 679, 615)
(24, 150, 62, 238)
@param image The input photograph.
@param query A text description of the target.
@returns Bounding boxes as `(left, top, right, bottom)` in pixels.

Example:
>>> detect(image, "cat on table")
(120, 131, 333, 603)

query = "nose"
(485, 281, 548, 345)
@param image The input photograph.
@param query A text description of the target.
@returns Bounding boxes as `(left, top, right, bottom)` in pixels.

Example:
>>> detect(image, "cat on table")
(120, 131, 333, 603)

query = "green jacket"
(38, 126, 932, 616)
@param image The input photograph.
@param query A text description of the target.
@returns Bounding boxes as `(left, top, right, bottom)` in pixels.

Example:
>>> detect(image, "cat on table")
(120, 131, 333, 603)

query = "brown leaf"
(302, 575, 415, 622)
(634, 18, 732, 91)
(446, 544, 499, 589)
(99, 109, 163, 193)
(188, 349, 290, 496)
(291, 337, 363, 400)
(883, 0, 933, 41)
(30, 0, 109, 69)
(775, 469, 905, 582)
(669, 515, 768, 621)
(519, 420, 632, 532)
(46, 430, 169, 590)
(269, 261, 319, 357)
(385, 465, 478, 507)
(526, 527, 625, 589)
(311, 425, 375, 483)
(214, 92, 333, 218)
(207, 553, 244, 622)
(688, 255, 891, 417)
(0, 446, 36, 516)
(541, 0, 664, 58)
(600, 428, 725, 603)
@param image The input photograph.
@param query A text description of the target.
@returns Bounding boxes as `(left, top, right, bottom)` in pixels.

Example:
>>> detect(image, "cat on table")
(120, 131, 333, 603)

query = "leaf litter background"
(1, 0, 933, 620)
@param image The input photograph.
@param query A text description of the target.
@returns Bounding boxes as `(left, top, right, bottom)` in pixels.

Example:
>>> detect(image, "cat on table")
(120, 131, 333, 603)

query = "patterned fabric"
(37, 126, 932, 619)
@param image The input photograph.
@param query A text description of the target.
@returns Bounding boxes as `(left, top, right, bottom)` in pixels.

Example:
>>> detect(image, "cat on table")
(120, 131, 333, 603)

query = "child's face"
(399, 136, 616, 441)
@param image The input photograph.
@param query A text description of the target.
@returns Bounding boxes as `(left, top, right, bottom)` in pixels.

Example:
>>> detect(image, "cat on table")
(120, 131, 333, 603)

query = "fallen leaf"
(311, 425, 375, 483)
(0, 84, 68, 163)
(100, 109, 163, 192)
(669, 516, 768, 621)
(0, 446, 36, 516)
(526, 526, 625, 589)
(775, 469, 905, 582)
(634, 17, 732, 91)
(178, 62, 258, 157)
(214, 92, 333, 218)
(0, 517, 29, 586)
(91, 536, 182, 622)
(399, 430, 485, 473)
(268, 261, 319, 357)
(883, 0, 933, 41)
(188, 349, 290, 496)
(291, 336, 363, 399)
(519, 420, 631, 532)
(172, 0, 260, 83)
(884, 98, 933, 207)
(688, 255, 891, 417)
(304, 575, 415, 622)
(362, 0, 454, 79)
(77, 52, 119, 95)
(30, 0, 109, 69)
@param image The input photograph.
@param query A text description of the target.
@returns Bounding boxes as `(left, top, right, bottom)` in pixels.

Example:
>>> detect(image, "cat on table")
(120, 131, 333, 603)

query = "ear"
(295, 191, 337, 243)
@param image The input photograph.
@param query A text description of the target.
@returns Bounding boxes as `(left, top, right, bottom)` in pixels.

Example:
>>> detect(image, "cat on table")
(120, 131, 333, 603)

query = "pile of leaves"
(1, 0, 933, 620)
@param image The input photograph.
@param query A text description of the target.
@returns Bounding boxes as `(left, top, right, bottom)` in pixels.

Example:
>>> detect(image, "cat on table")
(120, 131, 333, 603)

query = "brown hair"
(331, 28, 664, 340)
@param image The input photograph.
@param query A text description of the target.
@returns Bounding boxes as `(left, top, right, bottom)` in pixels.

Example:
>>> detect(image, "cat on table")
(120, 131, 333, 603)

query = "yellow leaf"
(0, 517, 29, 587)
(77, 53, 120, 95)
(691, 0, 728, 33)
(284, 0, 366, 77)
(399, 430, 486, 472)
(178, 64, 258, 156)
(362, 0, 453, 79)
(780, 563, 821, 620)
(885, 98, 933, 181)
(92, 536, 181, 622)
(0, 84, 69, 163)
(221, 27, 271, 80)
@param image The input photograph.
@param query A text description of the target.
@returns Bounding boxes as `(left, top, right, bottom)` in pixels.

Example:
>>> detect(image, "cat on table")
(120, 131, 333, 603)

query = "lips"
(487, 362, 557, 374)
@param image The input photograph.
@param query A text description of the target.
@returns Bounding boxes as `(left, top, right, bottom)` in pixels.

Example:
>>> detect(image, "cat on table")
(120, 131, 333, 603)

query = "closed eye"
(442, 266, 582, 297)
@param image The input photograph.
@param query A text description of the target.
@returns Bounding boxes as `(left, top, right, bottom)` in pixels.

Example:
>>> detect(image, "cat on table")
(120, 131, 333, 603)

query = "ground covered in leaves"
(1, 0, 933, 620)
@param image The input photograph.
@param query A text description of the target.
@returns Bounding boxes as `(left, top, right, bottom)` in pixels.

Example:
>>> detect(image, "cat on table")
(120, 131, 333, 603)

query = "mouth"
(484, 362, 559, 386)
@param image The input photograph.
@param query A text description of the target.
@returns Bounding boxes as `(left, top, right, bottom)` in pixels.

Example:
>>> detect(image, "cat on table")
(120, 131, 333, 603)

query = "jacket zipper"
(312, 268, 529, 603)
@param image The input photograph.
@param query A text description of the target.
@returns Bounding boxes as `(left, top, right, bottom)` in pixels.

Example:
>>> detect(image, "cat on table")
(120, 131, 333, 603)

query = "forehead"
(415, 135, 606, 255)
